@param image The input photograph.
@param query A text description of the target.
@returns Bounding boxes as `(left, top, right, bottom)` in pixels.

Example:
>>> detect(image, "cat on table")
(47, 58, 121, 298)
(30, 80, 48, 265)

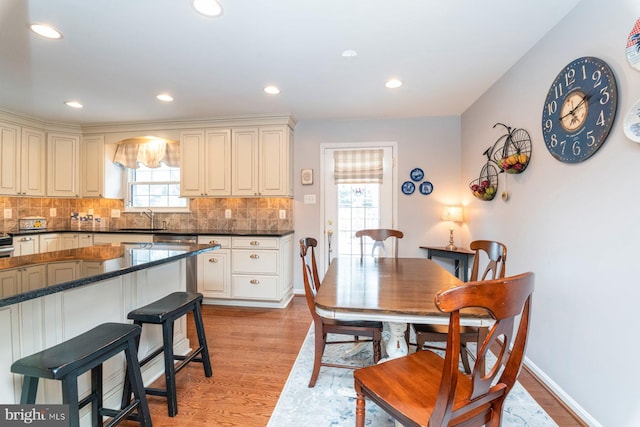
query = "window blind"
(333, 149, 384, 184)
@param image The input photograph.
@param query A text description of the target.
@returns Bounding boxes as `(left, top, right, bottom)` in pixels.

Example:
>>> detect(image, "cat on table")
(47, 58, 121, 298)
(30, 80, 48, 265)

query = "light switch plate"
(304, 194, 316, 204)
(3, 209, 11, 219)
(111, 209, 121, 218)
(225, 209, 232, 219)
(50, 208, 57, 217)
(279, 210, 286, 219)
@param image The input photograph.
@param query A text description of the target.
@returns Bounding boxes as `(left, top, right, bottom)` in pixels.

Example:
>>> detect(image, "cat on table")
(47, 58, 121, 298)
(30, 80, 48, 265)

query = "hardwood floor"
(122, 296, 585, 426)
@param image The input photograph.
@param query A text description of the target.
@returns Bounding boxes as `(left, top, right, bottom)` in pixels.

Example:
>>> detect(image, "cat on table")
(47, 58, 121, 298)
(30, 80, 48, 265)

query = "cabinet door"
(39, 234, 61, 253)
(20, 127, 46, 196)
(14, 236, 39, 256)
(78, 234, 93, 247)
(231, 128, 259, 196)
(0, 122, 20, 195)
(204, 129, 231, 196)
(61, 234, 79, 249)
(21, 265, 47, 292)
(259, 126, 291, 196)
(47, 262, 79, 286)
(198, 249, 230, 298)
(0, 269, 20, 298)
(47, 133, 80, 197)
(180, 130, 205, 197)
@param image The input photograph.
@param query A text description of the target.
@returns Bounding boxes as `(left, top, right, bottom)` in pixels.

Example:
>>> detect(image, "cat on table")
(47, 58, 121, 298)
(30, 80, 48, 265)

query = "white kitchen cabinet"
(39, 233, 61, 253)
(60, 233, 79, 249)
(47, 133, 80, 197)
(197, 236, 231, 298)
(20, 127, 46, 196)
(13, 235, 39, 256)
(0, 123, 45, 196)
(180, 129, 231, 197)
(78, 233, 94, 247)
(46, 261, 80, 286)
(81, 135, 124, 198)
(232, 126, 292, 197)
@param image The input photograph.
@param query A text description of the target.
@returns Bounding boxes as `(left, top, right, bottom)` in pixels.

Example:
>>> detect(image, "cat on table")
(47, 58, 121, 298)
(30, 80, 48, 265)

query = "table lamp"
(441, 206, 463, 250)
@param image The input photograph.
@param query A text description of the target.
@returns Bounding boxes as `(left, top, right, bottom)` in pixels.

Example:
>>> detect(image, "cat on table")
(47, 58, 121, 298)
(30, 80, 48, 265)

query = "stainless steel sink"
(117, 228, 166, 232)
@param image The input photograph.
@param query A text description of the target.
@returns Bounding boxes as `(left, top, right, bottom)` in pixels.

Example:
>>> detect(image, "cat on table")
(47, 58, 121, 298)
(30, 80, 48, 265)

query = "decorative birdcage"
(469, 162, 499, 201)
(491, 124, 532, 174)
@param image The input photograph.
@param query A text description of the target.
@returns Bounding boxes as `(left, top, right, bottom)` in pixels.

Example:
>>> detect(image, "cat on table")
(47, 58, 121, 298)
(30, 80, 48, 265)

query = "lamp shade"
(441, 206, 463, 223)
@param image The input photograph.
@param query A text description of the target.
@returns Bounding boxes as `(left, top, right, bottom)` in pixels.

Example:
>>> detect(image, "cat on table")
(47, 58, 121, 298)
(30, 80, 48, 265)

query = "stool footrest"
(101, 400, 140, 427)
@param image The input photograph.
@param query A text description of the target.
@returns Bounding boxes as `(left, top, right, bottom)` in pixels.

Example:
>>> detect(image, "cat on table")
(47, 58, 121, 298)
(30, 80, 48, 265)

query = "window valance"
(113, 136, 180, 169)
(333, 149, 384, 184)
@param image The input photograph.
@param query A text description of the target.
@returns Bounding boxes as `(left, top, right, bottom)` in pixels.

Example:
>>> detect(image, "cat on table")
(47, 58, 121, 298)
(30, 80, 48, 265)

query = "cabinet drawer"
(232, 237, 279, 249)
(198, 235, 231, 248)
(232, 250, 278, 274)
(232, 275, 278, 300)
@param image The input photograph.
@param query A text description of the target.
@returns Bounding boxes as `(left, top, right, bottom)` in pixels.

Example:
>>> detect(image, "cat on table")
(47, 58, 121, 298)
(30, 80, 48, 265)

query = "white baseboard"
(524, 355, 601, 427)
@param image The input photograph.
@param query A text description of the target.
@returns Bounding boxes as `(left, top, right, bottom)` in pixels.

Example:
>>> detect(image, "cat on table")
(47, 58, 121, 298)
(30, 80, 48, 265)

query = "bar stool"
(122, 291, 212, 417)
(10, 322, 151, 427)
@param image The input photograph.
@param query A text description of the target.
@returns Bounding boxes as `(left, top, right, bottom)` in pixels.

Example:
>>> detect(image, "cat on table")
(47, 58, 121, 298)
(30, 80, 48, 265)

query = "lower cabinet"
(197, 234, 293, 308)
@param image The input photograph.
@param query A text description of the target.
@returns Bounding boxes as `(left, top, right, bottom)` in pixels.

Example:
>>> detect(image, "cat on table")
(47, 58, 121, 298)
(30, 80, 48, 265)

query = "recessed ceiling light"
(65, 101, 83, 109)
(264, 86, 280, 95)
(342, 49, 358, 58)
(29, 23, 63, 39)
(192, 0, 223, 17)
(156, 93, 174, 102)
(385, 79, 403, 89)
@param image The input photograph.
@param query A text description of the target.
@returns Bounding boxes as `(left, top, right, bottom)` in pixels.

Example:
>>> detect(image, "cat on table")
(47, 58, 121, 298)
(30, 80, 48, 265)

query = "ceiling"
(0, 0, 582, 126)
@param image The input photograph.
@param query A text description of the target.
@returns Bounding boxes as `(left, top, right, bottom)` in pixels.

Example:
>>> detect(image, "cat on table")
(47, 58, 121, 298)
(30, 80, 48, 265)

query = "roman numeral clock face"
(542, 57, 618, 163)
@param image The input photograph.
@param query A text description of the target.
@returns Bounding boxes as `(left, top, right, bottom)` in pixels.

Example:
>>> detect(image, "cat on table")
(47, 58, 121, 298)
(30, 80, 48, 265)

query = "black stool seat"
(11, 322, 151, 427)
(123, 291, 212, 417)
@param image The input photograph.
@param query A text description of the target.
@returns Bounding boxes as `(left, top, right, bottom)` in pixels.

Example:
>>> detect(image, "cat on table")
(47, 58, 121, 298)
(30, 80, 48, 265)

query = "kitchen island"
(0, 241, 219, 421)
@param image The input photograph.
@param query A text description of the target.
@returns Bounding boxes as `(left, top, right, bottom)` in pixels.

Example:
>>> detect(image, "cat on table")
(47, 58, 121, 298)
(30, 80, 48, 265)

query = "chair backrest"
(355, 229, 404, 259)
(430, 272, 535, 425)
(469, 240, 507, 281)
(299, 237, 321, 321)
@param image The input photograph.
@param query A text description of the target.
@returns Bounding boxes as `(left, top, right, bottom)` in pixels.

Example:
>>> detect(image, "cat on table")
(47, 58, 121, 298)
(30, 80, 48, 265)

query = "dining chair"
(299, 237, 383, 387)
(354, 271, 535, 427)
(355, 229, 404, 259)
(413, 240, 507, 373)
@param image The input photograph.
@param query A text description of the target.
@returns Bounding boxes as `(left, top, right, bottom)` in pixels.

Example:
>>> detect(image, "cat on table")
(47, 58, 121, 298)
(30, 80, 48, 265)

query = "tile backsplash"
(0, 196, 293, 232)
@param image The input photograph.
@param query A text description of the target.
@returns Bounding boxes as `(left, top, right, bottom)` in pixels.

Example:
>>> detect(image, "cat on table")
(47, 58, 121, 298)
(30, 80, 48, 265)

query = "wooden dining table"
(315, 257, 492, 360)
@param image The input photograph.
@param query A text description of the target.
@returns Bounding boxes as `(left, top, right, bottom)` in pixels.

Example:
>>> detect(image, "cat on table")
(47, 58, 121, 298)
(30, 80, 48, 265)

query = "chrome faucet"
(142, 209, 155, 229)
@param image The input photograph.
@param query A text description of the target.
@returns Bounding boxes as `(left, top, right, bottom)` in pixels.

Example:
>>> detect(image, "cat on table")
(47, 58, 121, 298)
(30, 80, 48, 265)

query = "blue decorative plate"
(410, 167, 424, 182)
(419, 181, 434, 195)
(401, 181, 415, 195)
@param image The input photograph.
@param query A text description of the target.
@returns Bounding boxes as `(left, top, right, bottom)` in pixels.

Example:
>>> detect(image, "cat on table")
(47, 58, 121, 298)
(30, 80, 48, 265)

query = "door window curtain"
(113, 137, 180, 169)
(333, 149, 384, 184)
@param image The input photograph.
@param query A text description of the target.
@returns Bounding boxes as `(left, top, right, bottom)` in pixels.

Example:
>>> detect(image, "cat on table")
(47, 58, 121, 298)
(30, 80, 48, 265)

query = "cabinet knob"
(250, 279, 260, 285)
(209, 240, 218, 245)
(250, 240, 260, 246)
(208, 258, 219, 263)
(250, 254, 260, 259)
(21, 237, 32, 242)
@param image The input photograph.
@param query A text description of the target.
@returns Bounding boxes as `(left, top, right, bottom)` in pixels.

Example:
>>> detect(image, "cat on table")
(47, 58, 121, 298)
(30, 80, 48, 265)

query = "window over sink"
(125, 164, 189, 212)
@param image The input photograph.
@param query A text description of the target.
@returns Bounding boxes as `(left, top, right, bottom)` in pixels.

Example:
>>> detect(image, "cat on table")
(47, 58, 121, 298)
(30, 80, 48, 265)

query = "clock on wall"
(541, 56, 618, 163)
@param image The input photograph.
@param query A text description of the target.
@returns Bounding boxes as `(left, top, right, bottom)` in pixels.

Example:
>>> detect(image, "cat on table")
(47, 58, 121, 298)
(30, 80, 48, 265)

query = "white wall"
(292, 116, 462, 284)
(461, 0, 640, 425)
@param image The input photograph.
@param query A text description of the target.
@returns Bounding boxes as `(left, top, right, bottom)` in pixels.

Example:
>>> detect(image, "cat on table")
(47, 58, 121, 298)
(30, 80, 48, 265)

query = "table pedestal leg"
(379, 322, 408, 363)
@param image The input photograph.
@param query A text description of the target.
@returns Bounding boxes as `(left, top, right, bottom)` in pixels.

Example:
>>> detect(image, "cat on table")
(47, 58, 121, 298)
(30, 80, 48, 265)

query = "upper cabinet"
(0, 122, 46, 196)
(181, 129, 231, 197)
(81, 135, 123, 198)
(183, 124, 292, 198)
(47, 133, 80, 197)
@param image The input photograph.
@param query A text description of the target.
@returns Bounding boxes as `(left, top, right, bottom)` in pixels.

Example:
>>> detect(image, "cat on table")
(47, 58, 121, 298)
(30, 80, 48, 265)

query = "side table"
(419, 246, 475, 282)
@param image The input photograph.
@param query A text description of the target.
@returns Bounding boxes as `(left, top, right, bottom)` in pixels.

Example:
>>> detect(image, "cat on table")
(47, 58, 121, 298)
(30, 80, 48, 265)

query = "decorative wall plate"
(401, 181, 415, 195)
(626, 17, 640, 70)
(419, 181, 433, 195)
(623, 98, 640, 142)
(409, 167, 424, 182)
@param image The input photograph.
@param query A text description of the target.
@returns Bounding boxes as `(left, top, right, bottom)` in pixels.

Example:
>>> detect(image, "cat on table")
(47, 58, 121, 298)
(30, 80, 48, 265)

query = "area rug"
(267, 325, 557, 427)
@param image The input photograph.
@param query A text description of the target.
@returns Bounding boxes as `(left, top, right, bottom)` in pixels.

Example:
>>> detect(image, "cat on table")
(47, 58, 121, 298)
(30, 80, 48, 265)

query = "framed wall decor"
(301, 169, 313, 185)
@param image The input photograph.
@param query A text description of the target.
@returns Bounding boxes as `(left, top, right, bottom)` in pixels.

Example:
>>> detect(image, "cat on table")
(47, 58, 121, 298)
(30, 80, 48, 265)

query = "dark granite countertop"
(0, 242, 219, 308)
(8, 228, 295, 237)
